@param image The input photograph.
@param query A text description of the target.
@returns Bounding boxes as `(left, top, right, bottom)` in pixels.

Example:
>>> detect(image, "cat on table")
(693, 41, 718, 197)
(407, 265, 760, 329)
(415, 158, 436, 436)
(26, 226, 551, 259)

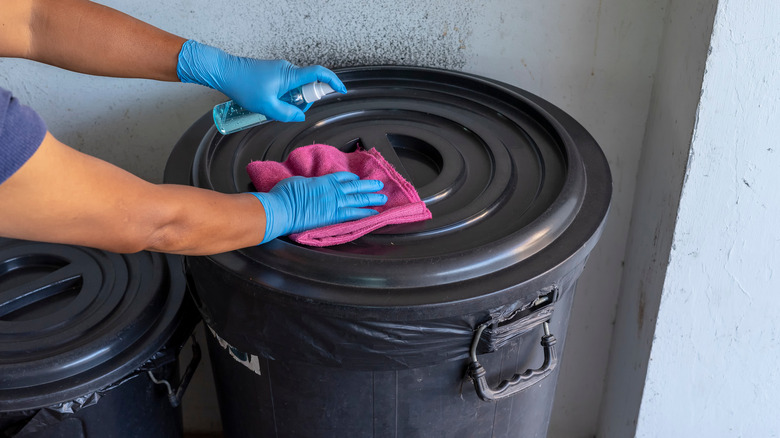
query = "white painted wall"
(632, 1, 780, 436)
(598, 0, 718, 435)
(0, 1, 669, 435)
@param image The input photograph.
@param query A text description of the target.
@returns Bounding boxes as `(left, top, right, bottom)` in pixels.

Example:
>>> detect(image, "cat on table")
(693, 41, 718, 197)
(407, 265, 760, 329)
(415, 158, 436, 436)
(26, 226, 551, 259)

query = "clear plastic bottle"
(212, 82, 336, 135)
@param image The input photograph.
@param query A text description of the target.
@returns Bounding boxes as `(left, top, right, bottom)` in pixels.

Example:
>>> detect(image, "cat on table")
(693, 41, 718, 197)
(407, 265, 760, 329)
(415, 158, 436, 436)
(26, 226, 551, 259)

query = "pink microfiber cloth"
(247, 144, 432, 247)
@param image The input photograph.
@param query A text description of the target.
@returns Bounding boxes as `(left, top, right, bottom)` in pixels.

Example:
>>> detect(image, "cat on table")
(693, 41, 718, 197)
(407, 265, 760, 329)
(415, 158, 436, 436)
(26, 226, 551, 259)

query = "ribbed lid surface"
(0, 239, 186, 411)
(165, 66, 611, 315)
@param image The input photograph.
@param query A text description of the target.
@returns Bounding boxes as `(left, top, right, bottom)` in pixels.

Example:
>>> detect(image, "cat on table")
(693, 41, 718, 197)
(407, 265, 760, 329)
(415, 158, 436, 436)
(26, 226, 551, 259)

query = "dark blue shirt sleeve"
(0, 86, 47, 185)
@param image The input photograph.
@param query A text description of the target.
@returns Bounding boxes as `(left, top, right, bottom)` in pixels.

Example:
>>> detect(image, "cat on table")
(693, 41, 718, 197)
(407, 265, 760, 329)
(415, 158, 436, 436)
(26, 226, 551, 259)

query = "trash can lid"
(0, 239, 188, 411)
(165, 66, 611, 316)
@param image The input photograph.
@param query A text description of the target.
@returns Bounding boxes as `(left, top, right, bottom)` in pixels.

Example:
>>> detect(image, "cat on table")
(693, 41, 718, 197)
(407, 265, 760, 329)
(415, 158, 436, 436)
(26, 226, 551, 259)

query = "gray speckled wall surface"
(0, 1, 668, 436)
(241, 0, 476, 70)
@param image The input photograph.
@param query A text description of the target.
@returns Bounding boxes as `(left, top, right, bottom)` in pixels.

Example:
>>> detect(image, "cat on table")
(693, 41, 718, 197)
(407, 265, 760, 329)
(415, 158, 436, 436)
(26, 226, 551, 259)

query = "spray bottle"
(212, 81, 336, 135)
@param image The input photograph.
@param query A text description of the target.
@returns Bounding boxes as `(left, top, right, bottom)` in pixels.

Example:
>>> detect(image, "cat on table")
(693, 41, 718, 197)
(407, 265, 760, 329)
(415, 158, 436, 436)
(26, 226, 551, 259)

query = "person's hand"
(176, 40, 346, 122)
(251, 172, 387, 244)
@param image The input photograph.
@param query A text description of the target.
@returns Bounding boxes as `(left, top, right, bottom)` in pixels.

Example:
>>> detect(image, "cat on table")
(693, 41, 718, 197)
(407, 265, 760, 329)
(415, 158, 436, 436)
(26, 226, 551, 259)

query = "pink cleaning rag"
(247, 144, 432, 247)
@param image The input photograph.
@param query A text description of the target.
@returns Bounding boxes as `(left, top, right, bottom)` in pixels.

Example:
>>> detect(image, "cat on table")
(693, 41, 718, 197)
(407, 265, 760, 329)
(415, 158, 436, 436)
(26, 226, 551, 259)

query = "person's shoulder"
(0, 85, 46, 185)
(0, 86, 17, 121)
(0, 86, 11, 102)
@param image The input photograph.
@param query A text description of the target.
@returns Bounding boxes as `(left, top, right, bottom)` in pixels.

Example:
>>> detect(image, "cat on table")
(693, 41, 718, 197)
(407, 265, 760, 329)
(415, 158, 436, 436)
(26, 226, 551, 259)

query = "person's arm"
(0, 0, 347, 122)
(0, 1, 378, 254)
(0, 0, 185, 81)
(0, 132, 264, 254)
(0, 132, 386, 255)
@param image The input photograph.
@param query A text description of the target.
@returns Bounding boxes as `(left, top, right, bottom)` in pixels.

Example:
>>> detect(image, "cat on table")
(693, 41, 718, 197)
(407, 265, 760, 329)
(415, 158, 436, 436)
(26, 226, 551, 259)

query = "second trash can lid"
(0, 239, 189, 411)
(165, 66, 611, 318)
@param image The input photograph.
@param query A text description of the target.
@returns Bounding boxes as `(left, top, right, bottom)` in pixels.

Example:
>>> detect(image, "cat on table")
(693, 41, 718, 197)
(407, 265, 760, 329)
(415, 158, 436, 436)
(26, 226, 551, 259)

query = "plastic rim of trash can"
(164, 64, 611, 318)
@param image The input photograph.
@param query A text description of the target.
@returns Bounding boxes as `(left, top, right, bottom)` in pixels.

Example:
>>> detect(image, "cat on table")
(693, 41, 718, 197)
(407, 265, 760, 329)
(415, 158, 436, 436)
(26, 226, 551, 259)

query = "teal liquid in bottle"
(212, 82, 335, 135)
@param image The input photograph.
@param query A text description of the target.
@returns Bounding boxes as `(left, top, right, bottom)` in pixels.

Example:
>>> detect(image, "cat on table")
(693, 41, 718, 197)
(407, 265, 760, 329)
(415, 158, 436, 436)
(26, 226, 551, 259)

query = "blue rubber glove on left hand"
(176, 40, 347, 122)
(251, 172, 387, 244)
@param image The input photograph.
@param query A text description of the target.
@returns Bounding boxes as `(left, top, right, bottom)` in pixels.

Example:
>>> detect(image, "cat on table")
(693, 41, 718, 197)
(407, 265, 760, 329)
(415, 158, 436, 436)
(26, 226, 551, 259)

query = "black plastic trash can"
(164, 66, 612, 438)
(0, 238, 201, 438)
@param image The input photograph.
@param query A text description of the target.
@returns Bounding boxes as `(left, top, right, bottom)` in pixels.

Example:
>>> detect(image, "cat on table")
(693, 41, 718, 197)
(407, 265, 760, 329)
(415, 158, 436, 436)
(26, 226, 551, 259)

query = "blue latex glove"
(176, 40, 347, 122)
(251, 172, 387, 244)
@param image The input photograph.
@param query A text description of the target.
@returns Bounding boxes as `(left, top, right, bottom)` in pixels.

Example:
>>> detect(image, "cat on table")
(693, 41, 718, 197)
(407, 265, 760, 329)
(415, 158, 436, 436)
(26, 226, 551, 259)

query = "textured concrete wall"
(597, 0, 718, 435)
(0, 1, 667, 435)
(633, 1, 780, 435)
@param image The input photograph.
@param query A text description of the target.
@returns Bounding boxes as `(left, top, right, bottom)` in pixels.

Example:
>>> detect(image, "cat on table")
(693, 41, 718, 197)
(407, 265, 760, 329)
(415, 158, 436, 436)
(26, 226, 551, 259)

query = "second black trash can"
(164, 66, 612, 438)
(0, 238, 200, 438)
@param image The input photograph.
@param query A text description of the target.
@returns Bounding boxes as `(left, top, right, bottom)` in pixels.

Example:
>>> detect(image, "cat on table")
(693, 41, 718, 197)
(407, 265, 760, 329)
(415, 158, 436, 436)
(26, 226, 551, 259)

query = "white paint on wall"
(634, 1, 780, 436)
(0, 1, 669, 435)
(597, 0, 717, 436)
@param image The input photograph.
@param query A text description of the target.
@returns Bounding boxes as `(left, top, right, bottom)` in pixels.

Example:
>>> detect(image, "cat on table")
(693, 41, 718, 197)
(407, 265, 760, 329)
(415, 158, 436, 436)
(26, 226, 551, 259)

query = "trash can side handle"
(467, 321, 558, 402)
(147, 335, 202, 408)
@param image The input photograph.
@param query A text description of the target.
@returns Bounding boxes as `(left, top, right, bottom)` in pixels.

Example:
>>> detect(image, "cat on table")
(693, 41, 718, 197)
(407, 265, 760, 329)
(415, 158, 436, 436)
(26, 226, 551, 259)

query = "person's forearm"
(143, 185, 268, 255)
(1, 0, 185, 81)
(0, 133, 266, 255)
